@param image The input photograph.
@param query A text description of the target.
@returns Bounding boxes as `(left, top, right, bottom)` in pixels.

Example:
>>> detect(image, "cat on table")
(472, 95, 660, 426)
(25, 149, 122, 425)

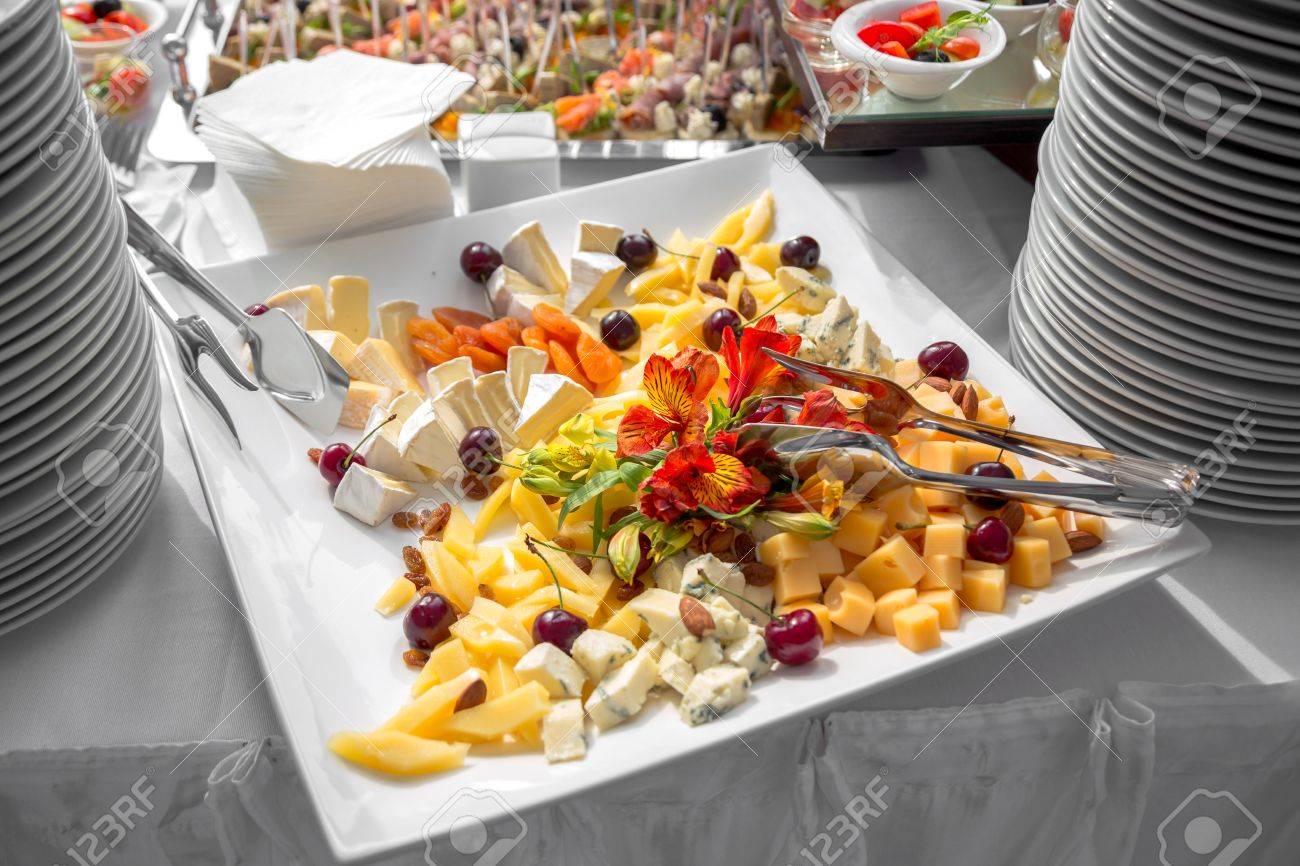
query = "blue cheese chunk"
(656, 647, 696, 695)
(542, 699, 586, 763)
(680, 554, 745, 601)
(585, 647, 658, 730)
(847, 319, 896, 377)
(723, 629, 772, 680)
(570, 629, 636, 682)
(740, 583, 775, 625)
(514, 642, 587, 699)
(679, 665, 751, 726)
(703, 597, 748, 641)
(625, 588, 684, 640)
(690, 636, 725, 673)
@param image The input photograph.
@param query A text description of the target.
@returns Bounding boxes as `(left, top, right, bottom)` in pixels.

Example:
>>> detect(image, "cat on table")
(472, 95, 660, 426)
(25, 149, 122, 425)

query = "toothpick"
(673, 0, 684, 58)
(498, 3, 513, 90)
(466, 0, 478, 48)
(238, 9, 248, 68)
(631, 0, 645, 50)
(530, 0, 559, 96)
(562, 0, 578, 55)
(701, 10, 715, 102)
(759, 13, 771, 98)
(440, 0, 449, 22)
(285, 1, 298, 60)
(603, 0, 617, 54)
(399, 2, 410, 61)
(720, 0, 738, 71)
(261, 3, 279, 66)
(418, 0, 429, 47)
(369, 0, 381, 42)
(328, 0, 341, 47)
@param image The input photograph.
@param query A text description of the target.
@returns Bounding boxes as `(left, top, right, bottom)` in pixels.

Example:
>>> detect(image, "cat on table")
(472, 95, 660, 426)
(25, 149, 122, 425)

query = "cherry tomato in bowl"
(940, 35, 981, 60)
(61, 3, 97, 24)
(856, 20, 921, 50)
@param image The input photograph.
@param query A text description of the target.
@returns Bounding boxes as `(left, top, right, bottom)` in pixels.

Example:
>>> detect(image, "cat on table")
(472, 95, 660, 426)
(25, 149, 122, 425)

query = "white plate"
(155, 146, 1212, 863)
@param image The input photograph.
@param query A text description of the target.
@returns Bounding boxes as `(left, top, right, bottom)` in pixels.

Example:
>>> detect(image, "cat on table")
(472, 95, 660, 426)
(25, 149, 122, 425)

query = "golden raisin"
(402, 545, 426, 574)
(307, 448, 323, 464)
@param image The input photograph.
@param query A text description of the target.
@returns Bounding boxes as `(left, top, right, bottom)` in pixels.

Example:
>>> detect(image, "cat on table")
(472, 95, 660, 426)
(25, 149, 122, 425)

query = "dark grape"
(458, 426, 502, 476)
(532, 607, 588, 654)
(711, 246, 740, 281)
(404, 593, 456, 650)
(702, 308, 743, 351)
(318, 443, 362, 486)
(780, 236, 821, 269)
(968, 517, 1014, 564)
(600, 309, 641, 350)
(764, 609, 822, 665)
(460, 242, 502, 283)
(918, 340, 969, 380)
(966, 461, 1015, 510)
(616, 233, 656, 270)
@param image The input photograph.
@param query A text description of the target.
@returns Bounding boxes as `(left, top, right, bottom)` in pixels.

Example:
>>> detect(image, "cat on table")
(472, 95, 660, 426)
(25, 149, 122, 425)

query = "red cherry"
(318, 442, 363, 486)
(244, 303, 269, 316)
(966, 461, 1015, 509)
(404, 592, 456, 650)
(460, 242, 502, 284)
(764, 609, 823, 666)
(532, 607, 588, 654)
(968, 517, 1014, 563)
(711, 247, 740, 281)
(917, 340, 969, 380)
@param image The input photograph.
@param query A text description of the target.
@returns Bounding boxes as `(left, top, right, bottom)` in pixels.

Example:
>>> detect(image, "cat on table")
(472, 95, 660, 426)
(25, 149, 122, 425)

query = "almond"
(951, 382, 979, 419)
(679, 595, 715, 637)
(999, 501, 1025, 535)
(454, 678, 488, 712)
(1066, 530, 1103, 553)
(402, 649, 430, 669)
(921, 376, 951, 392)
(697, 280, 727, 299)
(737, 287, 758, 319)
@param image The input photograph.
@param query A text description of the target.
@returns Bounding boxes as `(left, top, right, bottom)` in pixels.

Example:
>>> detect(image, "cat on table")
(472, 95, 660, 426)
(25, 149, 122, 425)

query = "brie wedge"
(426, 356, 474, 396)
(339, 381, 394, 429)
(576, 220, 623, 255)
(502, 221, 568, 295)
(397, 398, 462, 473)
(487, 266, 559, 325)
(333, 463, 417, 526)
(473, 371, 518, 447)
(357, 405, 428, 483)
(438, 377, 490, 431)
(375, 300, 420, 378)
(265, 285, 327, 330)
(326, 275, 370, 343)
(566, 251, 624, 317)
(386, 390, 425, 427)
(514, 373, 593, 447)
(353, 338, 423, 393)
(506, 345, 548, 406)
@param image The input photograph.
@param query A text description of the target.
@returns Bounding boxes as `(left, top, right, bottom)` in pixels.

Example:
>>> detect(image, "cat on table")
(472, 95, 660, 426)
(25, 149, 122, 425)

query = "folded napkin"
(195, 51, 473, 248)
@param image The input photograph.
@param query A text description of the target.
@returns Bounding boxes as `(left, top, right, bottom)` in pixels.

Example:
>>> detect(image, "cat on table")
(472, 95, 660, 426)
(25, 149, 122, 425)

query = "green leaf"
(698, 500, 761, 521)
(759, 510, 837, 540)
(520, 473, 579, 498)
(706, 399, 734, 436)
(619, 461, 652, 490)
(556, 469, 623, 529)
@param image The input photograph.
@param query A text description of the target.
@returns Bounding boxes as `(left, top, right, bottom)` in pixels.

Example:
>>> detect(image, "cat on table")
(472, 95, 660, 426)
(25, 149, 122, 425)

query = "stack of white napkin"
(195, 51, 473, 248)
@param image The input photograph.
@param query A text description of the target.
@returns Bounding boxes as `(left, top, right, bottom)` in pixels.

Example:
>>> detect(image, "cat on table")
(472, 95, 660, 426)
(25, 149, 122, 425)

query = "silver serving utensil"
(740, 350, 1199, 523)
(132, 255, 254, 446)
(121, 201, 350, 434)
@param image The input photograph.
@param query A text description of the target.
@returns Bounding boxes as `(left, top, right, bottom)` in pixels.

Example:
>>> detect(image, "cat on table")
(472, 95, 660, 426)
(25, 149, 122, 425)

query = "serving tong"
(122, 201, 350, 437)
(737, 350, 1199, 523)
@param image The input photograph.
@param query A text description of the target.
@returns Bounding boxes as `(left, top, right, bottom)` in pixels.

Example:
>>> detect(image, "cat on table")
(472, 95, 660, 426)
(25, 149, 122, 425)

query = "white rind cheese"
(487, 265, 560, 325)
(332, 464, 416, 526)
(576, 220, 623, 255)
(397, 398, 462, 474)
(584, 647, 657, 730)
(502, 221, 568, 295)
(570, 629, 636, 682)
(426, 356, 474, 396)
(514, 373, 593, 447)
(542, 699, 587, 763)
(514, 642, 587, 699)
(506, 345, 549, 406)
(356, 405, 428, 483)
(566, 251, 624, 317)
(266, 285, 326, 330)
(679, 665, 751, 726)
(473, 371, 519, 448)
(438, 378, 490, 432)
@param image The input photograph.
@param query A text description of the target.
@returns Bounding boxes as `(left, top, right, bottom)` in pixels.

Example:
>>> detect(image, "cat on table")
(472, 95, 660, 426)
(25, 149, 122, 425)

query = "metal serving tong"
(737, 350, 1200, 523)
(122, 201, 350, 435)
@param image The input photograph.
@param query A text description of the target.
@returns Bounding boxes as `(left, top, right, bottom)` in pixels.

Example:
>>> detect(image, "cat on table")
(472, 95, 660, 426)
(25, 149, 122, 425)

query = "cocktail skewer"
(719, 0, 738, 71)
(603, 0, 617, 54)
(418, 0, 430, 47)
(261, 3, 279, 65)
(498, 3, 513, 90)
(328, 0, 342, 47)
(238, 8, 248, 68)
(529, 0, 559, 96)
(369, 0, 381, 43)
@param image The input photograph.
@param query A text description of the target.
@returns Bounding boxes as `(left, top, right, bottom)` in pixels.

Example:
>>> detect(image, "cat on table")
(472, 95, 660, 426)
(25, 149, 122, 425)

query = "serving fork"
(737, 350, 1199, 523)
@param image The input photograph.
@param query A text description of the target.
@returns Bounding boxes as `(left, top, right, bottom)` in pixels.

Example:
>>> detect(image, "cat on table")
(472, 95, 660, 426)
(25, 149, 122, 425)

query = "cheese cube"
(874, 486, 930, 530)
(339, 381, 394, 429)
(688, 636, 725, 672)
(542, 699, 586, 763)
(918, 554, 964, 591)
(809, 539, 845, 576)
(374, 576, 416, 616)
(333, 464, 416, 526)
(427, 356, 474, 395)
(502, 221, 568, 295)
(514, 643, 587, 699)
(777, 601, 834, 645)
(656, 647, 696, 694)
(489, 569, 547, 605)
(265, 284, 326, 329)
(309, 330, 363, 379)
(625, 588, 684, 639)
(703, 597, 749, 641)
(853, 536, 925, 596)
(449, 615, 530, 659)
(758, 532, 812, 566)
(893, 604, 942, 652)
(585, 648, 657, 730)
(823, 577, 875, 636)
(326, 275, 370, 343)
(1023, 517, 1072, 563)
(680, 553, 745, 600)
(576, 220, 623, 254)
(1072, 512, 1107, 539)
(415, 639, 472, 695)
(873, 588, 918, 636)
(679, 665, 751, 726)
(922, 523, 967, 559)
(375, 299, 420, 377)
(599, 607, 647, 643)
(917, 588, 961, 630)
(831, 508, 888, 557)
(919, 487, 961, 512)
(773, 558, 821, 606)
(1008, 537, 1053, 588)
(740, 583, 774, 625)
(917, 441, 963, 475)
(722, 629, 773, 680)
(570, 629, 636, 682)
(960, 567, 1006, 612)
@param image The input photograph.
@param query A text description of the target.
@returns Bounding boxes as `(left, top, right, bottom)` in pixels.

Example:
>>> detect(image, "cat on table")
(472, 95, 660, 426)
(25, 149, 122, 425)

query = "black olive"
(509, 34, 527, 56)
(704, 103, 727, 132)
(91, 0, 121, 17)
(911, 48, 951, 63)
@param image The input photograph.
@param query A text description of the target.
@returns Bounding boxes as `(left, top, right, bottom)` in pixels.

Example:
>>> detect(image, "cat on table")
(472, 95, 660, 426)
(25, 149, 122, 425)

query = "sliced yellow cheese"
(339, 381, 394, 429)
(412, 638, 474, 696)
(353, 337, 422, 393)
(309, 330, 363, 379)
(600, 606, 646, 643)
(473, 547, 507, 585)
(474, 478, 516, 540)
(449, 615, 530, 659)
(442, 506, 476, 560)
(379, 669, 485, 735)
(326, 275, 370, 343)
(733, 189, 773, 252)
(266, 284, 327, 329)
(489, 569, 547, 606)
(510, 484, 558, 539)
(422, 540, 478, 612)
(374, 576, 416, 616)
(424, 681, 551, 743)
(327, 730, 468, 776)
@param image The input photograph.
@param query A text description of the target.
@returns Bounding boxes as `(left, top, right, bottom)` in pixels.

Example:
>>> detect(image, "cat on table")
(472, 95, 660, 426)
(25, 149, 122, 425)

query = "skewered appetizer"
(253, 191, 1107, 776)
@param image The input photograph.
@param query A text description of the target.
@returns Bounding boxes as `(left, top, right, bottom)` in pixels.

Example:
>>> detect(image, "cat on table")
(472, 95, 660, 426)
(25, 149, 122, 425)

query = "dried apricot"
(500, 316, 522, 341)
(412, 338, 453, 365)
(521, 325, 549, 352)
(532, 303, 582, 343)
(458, 344, 507, 373)
(548, 340, 594, 391)
(408, 316, 457, 353)
(479, 319, 519, 354)
(576, 331, 622, 384)
(453, 325, 489, 350)
(433, 307, 493, 331)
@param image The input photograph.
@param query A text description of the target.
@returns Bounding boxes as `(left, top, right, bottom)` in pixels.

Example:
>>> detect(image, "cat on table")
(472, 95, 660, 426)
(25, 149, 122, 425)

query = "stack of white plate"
(0, 0, 162, 634)
(1011, 0, 1300, 524)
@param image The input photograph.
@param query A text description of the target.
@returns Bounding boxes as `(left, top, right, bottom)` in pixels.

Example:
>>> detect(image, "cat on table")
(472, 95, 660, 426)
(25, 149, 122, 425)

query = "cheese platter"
(152, 145, 1208, 861)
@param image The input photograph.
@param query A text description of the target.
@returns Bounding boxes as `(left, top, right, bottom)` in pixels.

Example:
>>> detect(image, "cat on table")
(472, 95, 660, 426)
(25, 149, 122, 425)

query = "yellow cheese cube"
(913, 385, 957, 416)
(354, 337, 422, 393)
(873, 588, 918, 636)
(774, 558, 822, 605)
(893, 604, 942, 652)
(1001, 453, 1025, 479)
(809, 539, 845, 576)
(374, 576, 416, 616)
(853, 536, 925, 596)
(824, 577, 875, 636)
(923, 523, 967, 559)
(916, 589, 961, 630)
(776, 601, 834, 645)
(918, 441, 964, 475)
(1023, 516, 1072, 563)
(326, 275, 370, 343)
(339, 381, 394, 429)
(960, 442, 1003, 471)
(443, 506, 476, 560)
(449, 615, 530, 659)
(414, 638, 472, 695)
(960, 567, 1006, 612)
(473, 547, 507, 585)
(327, 731, 468, 776)
(918, 554, 963, 591)
(1008, 537, 1053, 588)
(510, 485, 558, 539)
(1072, 512, 1107, 539)
(380, 669, 485, 735)
(976, 402, 1010, 428)
(759, 532, 812, 566)
(929, 512, 966, 526)
(831, 508, 888, 557)
(600, 606, 647, 643)
(918, 487, 961, 511)
(424, 681, 552, 743)
(874, 486, 930, 531)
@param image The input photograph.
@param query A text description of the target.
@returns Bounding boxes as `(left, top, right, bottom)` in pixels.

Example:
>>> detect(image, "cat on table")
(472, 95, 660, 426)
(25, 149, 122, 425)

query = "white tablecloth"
(2, 148, 1297, 866)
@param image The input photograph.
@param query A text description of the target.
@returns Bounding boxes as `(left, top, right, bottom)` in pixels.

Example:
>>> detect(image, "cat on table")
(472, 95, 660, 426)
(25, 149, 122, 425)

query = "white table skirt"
(2, 148, 1297, 865)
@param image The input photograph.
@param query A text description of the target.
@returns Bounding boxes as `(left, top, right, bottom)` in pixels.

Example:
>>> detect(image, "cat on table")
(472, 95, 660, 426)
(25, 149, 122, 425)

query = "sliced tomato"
(899, 1, 942, 31)
(873, 40, 910, 60)
(1058, 8, 1075, 42)
(62, 3, 96, 24)
(104, 10, 148, 32)
(940, 36, 980, 61)
(899, 21, 925, 41)
(857, 20, 919, 50)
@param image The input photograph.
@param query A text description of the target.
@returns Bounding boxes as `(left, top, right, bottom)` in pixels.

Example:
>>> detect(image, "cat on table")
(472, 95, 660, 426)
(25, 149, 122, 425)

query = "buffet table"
(2, 148, 1298, 865)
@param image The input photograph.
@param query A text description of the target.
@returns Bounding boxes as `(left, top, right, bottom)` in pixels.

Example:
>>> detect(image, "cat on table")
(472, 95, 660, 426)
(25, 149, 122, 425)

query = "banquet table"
(2, 147, 1298, 866)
